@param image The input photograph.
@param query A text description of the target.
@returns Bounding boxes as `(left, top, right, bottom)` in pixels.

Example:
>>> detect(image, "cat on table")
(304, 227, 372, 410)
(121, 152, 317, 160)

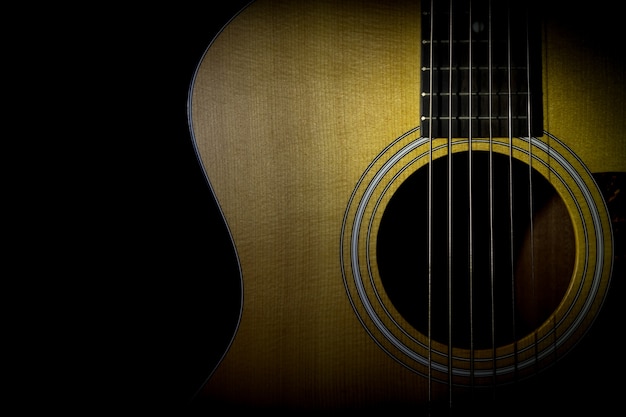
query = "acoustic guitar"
(188, 0, 625, 412)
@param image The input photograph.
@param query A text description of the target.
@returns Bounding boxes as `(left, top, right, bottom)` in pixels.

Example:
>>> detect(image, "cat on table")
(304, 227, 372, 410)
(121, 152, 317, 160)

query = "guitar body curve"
(188, 0, 625, 411)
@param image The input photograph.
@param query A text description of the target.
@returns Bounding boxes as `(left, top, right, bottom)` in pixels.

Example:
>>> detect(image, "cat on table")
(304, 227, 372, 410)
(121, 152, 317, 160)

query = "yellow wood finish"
(189, 0, 625, 410)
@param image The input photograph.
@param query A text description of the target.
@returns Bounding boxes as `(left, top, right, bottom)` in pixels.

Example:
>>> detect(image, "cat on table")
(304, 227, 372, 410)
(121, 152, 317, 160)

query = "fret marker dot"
(472, 21, 485, 33)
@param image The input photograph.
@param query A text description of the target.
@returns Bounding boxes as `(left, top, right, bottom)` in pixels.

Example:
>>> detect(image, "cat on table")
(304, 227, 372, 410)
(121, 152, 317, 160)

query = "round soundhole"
(377, 151, 575, 350)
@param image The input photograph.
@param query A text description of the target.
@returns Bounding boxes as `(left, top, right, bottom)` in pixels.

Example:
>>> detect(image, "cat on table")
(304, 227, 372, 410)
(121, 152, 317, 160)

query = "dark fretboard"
(420, 0, 543, 138)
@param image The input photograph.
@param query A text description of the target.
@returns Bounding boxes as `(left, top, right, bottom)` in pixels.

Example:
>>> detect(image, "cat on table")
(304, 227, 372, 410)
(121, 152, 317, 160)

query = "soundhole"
(377, 151, 575, 350)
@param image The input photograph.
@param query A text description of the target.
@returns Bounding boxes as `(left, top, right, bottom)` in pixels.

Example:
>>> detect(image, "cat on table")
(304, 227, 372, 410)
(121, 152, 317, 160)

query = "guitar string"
(487, 0, 497, 399)
(447, 0, 454, 407)
(505, 0, 519, 384)
(523, 2, 539, 377)
(427, 0, 435, 406)
(467, 0, 476, 397)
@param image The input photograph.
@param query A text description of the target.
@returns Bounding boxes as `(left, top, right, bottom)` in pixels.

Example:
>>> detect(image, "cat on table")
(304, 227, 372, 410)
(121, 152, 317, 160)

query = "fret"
(422, 92, 531, 97)
(421, 66, 529, 71)
(422, 40, 500, 45)
(421, 116, 530, 121)
(420, 0, 543, 138)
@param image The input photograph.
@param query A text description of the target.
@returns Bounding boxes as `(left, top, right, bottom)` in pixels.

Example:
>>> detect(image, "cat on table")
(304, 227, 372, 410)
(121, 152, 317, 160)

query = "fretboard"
(420, 0, 543, 138)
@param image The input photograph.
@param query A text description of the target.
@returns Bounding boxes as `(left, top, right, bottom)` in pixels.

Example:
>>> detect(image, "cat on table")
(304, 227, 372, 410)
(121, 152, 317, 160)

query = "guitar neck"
(420, 0, 543, 138)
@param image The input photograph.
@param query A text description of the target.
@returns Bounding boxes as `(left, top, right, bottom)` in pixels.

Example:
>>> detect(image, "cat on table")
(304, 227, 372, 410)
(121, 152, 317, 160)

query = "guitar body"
(189, 0, 625, 411)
